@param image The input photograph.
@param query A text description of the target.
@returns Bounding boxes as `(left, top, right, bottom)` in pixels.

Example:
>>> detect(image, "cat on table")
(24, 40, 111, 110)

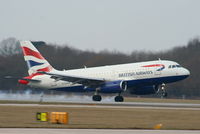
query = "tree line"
(0, 37, 200, 98)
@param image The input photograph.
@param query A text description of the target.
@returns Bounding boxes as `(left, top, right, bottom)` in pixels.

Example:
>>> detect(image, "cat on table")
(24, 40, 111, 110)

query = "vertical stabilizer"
(20, 41, 54, 75)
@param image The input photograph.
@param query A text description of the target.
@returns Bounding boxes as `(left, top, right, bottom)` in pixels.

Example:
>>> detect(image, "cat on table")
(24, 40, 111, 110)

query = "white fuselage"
(29, 60, 190, 91)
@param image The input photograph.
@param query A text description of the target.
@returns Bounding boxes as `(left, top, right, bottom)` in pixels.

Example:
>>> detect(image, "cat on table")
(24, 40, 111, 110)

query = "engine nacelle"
(99, 80, 127, 93)
(130, 85, 159, 95)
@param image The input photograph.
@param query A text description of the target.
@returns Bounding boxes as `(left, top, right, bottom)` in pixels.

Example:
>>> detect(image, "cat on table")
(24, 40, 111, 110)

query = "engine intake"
(120, 81, 127, 91)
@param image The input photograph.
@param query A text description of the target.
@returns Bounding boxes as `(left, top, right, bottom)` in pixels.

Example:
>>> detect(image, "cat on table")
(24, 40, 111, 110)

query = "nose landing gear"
(157, 83, 168, 97)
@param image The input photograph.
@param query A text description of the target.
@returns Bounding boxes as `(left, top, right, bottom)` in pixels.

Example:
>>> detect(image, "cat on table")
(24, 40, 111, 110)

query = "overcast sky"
(0, 0, 200, 52)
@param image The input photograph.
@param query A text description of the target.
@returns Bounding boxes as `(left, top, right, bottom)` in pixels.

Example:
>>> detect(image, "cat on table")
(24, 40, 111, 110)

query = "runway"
(0, 92, 199, 109)
(0, 129, 200, 134)
(0, 101, 200, 111)
(63, 101, 200, 109)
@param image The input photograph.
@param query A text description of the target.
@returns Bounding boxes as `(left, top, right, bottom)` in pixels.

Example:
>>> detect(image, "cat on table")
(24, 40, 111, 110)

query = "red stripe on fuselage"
(142, 64, 164, 67)
(22, 47, 44, 59)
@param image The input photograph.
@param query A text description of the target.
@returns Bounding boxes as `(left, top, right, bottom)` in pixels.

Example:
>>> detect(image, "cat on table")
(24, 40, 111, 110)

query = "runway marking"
(0, 128, 200, 134)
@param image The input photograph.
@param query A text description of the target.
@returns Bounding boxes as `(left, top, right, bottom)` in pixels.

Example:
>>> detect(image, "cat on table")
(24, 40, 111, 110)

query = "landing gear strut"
(92, 88, 102, 101)
(159, 83, 168, 97)
(114, 93, 124, 102)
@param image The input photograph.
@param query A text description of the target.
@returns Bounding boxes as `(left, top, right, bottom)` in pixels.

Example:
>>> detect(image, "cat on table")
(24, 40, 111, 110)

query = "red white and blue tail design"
(20, 41, 54, 75)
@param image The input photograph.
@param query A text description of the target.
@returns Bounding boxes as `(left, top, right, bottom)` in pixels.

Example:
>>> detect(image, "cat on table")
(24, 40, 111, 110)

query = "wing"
(40, 71, 107, 87)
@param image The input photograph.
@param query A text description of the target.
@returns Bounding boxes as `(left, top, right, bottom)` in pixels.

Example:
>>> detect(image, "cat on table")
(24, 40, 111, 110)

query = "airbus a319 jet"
(17, 41, 190, 102)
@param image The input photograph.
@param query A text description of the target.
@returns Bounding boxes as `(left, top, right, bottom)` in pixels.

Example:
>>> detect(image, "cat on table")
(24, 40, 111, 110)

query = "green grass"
(0, 104, 199, 129)
(0, 97, 199, 129)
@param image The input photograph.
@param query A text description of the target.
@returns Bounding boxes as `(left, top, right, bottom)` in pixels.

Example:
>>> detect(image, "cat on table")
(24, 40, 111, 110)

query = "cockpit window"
(168, 64, 182, 69)
(172, 65, 176, 68)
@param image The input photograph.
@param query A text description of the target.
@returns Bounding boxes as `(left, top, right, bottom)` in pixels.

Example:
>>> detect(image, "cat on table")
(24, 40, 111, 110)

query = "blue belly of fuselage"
(51, 75, 189, 93)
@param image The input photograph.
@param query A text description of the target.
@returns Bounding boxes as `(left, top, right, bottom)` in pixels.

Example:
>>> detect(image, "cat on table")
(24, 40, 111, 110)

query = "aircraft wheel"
(115, 96, 124, 102)
(92, 95, 102, 101)
(162, 92, 168, 97)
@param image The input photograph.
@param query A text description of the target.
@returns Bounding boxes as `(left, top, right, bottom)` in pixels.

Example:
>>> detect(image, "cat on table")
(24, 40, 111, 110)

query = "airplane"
(17, 41, 190, 102)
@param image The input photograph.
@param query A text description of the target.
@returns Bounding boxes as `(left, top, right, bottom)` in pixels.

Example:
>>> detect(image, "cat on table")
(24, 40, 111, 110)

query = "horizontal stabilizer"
(5, 76, 40, 82)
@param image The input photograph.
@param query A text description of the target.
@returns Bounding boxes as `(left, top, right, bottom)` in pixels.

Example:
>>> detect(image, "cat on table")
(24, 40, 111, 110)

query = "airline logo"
(142, 64, 165, 71)
(20, 41, 52, 76)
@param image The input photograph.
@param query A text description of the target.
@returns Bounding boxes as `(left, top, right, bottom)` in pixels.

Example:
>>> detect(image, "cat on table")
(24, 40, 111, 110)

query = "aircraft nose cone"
(183, 68, 190, 76)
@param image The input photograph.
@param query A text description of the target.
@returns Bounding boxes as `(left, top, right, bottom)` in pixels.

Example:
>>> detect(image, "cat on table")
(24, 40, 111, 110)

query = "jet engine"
(99, 80, 127, 93)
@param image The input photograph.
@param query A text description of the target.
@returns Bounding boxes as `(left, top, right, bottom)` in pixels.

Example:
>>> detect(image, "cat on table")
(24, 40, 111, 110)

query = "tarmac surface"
(0, 129, 200, 134)
(0, 101, 200, 111)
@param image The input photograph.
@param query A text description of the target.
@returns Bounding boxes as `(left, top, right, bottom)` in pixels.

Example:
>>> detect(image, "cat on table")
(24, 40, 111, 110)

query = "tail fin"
(20, 41, 54, 75)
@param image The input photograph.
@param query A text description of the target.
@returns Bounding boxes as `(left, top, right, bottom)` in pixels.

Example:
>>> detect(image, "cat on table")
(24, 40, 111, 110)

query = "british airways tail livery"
(18, 41, 190, 102)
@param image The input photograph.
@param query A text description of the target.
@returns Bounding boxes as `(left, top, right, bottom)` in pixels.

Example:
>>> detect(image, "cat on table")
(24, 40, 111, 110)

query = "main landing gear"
(92, 94, 124, 102)
(92, 88, 124, 102)
(114, 92, 124, 102)
(92, 95, 102, 101)
(92, 88, 102, 101)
